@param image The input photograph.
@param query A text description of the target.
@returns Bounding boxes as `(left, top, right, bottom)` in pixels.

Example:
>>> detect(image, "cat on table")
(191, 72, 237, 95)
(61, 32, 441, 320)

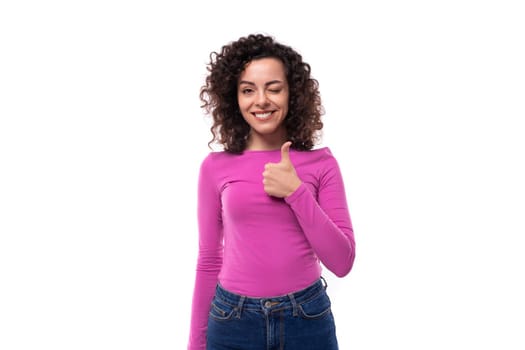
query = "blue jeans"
(206, 278, 338, 350)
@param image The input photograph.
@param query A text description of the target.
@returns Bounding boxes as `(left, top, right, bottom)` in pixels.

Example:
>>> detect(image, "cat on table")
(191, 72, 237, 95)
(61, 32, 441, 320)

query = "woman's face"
(237, 57, 289, 150)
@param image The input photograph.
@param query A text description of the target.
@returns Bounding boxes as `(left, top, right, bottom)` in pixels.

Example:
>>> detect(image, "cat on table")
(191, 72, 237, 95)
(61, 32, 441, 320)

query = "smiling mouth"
(253, 111, 274, 119)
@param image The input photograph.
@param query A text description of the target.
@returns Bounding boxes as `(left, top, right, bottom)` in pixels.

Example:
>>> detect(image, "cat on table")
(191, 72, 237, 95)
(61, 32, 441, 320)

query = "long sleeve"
(187, 155, 223, 350)
(285, 156, 355, 277)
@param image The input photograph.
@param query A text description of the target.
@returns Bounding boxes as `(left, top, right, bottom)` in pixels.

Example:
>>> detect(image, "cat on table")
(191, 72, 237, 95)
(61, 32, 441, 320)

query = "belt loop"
(320, 276, 328, 290)
(235, 295, 245, 319)
(287, 293, 298, 317)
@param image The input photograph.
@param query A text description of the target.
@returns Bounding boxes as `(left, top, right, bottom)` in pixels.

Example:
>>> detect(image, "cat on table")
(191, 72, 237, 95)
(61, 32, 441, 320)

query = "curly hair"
(200, 34, 324, 153)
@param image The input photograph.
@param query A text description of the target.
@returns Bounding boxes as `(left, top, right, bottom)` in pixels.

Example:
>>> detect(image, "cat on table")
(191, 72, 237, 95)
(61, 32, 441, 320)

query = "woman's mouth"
(253, 111, 274, 120)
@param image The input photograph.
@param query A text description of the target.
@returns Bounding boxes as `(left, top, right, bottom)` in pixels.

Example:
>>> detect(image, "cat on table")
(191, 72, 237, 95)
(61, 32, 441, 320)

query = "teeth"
(254, 112, 272, 119)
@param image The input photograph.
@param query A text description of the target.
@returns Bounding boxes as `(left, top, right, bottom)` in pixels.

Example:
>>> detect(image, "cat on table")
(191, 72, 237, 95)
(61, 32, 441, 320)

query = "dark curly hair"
(200, 34, 324, 153)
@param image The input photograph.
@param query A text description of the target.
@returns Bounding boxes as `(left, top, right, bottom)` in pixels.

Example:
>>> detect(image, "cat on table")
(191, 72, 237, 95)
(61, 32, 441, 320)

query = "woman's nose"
(255, 91, 270, 106)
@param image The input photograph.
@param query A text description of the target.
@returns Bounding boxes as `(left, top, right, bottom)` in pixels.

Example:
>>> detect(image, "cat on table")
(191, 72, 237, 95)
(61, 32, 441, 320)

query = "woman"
(188, 33, 356, 350)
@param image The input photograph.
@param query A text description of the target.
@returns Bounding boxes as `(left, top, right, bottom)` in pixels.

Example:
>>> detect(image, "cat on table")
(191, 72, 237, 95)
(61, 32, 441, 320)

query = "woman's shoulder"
(292, 147, 345, 176)
(200, 149, 244, 170)
(297, 146, 337, 162)
(197, 151, 234, 183)
(201, 150, 233, 165)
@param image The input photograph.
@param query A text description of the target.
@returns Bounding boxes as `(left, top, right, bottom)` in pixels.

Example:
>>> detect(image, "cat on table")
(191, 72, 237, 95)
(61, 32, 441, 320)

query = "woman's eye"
(241, 89, 254, 94)
(269, 89, 282, 94)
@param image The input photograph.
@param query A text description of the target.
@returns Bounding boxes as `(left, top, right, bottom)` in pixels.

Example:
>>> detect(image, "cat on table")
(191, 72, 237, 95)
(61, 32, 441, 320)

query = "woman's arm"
(188, 155, 223, 350)
(285, 156, 355, 277)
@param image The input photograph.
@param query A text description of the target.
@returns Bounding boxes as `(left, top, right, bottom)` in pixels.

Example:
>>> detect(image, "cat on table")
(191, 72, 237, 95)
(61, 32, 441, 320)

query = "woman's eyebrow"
(238, 80, 284, 86)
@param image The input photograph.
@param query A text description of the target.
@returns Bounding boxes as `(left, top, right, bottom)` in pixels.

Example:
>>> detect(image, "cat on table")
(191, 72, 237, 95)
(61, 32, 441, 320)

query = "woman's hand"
(263, 141, 302, 198)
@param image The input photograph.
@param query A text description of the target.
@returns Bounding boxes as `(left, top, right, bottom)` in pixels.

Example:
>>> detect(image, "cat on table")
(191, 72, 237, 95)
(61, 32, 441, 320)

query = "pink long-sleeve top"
(188, 147, 355, 350)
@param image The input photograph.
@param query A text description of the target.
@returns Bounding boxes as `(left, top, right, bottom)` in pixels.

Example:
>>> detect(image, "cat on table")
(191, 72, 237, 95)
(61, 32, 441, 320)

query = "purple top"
(188, 147, 355, 350)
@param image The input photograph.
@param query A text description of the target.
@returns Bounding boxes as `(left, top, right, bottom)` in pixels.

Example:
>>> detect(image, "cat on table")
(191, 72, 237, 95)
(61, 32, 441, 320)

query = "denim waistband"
(214, 277, 328, 314)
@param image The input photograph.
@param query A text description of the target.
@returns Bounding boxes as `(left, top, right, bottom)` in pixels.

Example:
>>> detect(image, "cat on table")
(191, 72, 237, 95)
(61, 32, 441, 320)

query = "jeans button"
(264, 301, 272, 308)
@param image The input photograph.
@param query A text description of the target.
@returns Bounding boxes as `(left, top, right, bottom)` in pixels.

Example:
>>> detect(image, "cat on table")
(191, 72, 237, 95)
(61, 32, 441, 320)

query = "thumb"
(280, 141, 292, 164)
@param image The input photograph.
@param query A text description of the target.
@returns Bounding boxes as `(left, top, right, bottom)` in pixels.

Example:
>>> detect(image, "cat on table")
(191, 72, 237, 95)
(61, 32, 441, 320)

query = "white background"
(1, 1, 524, 349)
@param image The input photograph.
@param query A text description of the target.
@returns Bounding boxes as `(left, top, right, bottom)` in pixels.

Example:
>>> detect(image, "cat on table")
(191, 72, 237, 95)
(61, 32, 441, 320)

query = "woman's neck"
(245, 131, 287, 151)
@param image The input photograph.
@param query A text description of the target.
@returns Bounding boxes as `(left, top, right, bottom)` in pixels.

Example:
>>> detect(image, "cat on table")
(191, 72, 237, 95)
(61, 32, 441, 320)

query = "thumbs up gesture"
(263, 141, 302, 198)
